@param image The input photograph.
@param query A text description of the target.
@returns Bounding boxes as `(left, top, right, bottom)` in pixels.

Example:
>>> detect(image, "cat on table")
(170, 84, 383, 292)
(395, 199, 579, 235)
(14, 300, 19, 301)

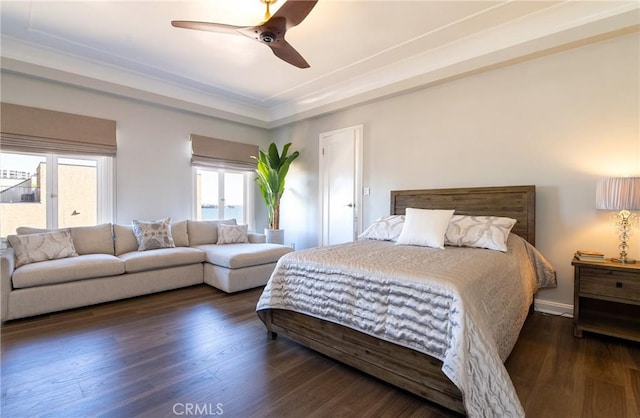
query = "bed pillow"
(7, 230, 78, 267)
(217, 224, 249, 244)
(445, 215, 517, 252)
(131, 217, 175, 251)
(396, 208, 454, 249)
(358, 215, 405, 241)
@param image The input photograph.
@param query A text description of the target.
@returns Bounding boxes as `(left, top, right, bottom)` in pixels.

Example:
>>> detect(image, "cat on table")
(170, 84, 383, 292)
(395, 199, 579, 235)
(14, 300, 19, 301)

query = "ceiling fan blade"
(268, 40, 310, 68)
(171, 20, 247, 35)
(273, 0, 318, 29)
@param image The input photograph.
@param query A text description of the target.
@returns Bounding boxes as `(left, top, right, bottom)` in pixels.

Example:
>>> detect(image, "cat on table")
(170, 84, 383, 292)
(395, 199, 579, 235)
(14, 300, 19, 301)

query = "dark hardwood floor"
(1, 284, 639, 417)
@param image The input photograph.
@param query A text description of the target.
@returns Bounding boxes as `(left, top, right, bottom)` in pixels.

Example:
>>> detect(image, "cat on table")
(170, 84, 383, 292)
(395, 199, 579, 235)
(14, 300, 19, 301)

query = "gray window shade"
(0, 103, 117, 156)
(190, 134, 258, 171)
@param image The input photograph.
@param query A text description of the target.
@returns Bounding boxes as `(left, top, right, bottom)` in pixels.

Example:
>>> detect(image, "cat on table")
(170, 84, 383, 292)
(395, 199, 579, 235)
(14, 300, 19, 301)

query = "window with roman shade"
(190, 134, 258, 228)
(190, 134, 258, 171)
(0, 103, 117, 156)
(0, 103, 116, 233)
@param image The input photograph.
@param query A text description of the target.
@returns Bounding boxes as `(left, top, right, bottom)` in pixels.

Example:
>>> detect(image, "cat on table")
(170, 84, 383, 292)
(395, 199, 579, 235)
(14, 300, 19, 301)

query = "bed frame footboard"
(257, 308, 465, 414)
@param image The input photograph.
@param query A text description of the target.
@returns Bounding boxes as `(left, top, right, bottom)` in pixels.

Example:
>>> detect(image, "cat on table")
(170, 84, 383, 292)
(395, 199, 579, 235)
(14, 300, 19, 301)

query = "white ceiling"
(1, 1, 638, 128)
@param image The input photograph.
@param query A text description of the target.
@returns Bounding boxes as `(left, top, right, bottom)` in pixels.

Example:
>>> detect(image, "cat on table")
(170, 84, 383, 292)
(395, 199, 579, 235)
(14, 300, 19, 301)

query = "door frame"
(319, 124, 364, 246)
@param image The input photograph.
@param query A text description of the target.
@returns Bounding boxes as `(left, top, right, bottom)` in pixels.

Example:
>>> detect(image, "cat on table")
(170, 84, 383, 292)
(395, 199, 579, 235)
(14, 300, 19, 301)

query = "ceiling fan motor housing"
(260, 32, 277, 43)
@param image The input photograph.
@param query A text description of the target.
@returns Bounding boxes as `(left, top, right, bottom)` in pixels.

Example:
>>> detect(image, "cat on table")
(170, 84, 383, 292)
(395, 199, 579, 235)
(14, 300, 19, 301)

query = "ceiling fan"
(171, 0, 318, 69)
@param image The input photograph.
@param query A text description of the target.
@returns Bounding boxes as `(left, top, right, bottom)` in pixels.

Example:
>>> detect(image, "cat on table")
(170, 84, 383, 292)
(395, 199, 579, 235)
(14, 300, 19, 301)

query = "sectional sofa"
(0, 219, 293, 322)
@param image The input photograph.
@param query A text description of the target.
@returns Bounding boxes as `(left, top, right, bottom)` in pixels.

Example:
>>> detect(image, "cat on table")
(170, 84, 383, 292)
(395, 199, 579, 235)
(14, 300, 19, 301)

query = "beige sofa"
(0, 220, 292, 322)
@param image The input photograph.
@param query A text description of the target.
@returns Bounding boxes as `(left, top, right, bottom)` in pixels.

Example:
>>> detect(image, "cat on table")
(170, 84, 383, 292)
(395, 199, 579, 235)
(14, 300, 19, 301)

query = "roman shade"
(0, 103, 117, 156)
(190, 134, 258, 171)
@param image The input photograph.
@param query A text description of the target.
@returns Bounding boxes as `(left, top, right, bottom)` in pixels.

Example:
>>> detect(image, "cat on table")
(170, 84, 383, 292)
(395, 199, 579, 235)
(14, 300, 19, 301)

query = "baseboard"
(534, 298, 573, 318)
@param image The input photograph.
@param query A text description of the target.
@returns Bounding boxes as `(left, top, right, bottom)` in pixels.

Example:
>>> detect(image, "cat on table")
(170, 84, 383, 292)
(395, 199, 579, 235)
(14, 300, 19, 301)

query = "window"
(0, 151, 114, 238)
(195, 167, 253, 227)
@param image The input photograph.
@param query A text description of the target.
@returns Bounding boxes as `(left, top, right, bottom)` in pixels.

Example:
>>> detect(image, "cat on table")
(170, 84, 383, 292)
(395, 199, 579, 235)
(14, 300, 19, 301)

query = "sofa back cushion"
(187, 219, 237, 246)
(114, 224, 138, 255)
(16, 224, 114, 256)
(70, 224, 115, 255)
(171, 220, 189, 247)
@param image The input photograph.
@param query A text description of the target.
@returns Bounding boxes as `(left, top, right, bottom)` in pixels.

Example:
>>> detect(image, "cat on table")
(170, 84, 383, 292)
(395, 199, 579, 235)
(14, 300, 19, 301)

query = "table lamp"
(595, 177, 640, 263)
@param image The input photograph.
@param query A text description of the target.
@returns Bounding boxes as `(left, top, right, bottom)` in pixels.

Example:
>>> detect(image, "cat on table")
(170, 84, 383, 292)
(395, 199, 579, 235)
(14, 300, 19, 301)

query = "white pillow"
(131, 217, 175, 251)
(445, 215, 516, 252)
(358, 215, 405, 241)
(396, 208, 454, 249)
(217, 224, 249, 244)
(7, 230, 78, 267)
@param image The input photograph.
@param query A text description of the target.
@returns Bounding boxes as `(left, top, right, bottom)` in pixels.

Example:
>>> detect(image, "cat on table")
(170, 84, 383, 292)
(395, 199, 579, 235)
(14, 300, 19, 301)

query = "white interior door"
(320, 125, 363, 246)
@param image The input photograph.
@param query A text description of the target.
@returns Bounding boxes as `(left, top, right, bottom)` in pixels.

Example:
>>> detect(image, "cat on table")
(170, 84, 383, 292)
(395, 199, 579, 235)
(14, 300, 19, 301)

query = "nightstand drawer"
(580, 268, 640, 301)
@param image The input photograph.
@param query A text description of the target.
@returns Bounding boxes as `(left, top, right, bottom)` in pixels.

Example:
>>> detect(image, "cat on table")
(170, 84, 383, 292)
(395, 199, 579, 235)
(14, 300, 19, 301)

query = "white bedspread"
(256, 234, 556, 417)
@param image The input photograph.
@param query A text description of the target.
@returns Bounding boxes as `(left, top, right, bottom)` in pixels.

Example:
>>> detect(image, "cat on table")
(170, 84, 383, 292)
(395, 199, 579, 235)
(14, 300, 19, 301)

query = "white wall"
(2, 32, 638, 310)
(0, 73, 271, 227)
(272, 32, 640, 311)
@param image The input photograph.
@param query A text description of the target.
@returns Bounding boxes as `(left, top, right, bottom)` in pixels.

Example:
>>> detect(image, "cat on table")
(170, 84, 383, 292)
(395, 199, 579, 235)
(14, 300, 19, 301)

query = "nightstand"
(572, 258, 640, 342)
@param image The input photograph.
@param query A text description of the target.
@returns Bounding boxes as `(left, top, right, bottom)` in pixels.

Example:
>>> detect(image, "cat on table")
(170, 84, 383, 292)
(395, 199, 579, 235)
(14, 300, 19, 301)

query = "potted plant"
(252, 142, 300, 244)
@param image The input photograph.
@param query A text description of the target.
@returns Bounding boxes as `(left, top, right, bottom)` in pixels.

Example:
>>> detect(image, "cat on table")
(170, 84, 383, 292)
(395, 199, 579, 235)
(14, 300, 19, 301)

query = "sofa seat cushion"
(12, 254, 125, 289)
(118, 247, 205, 273)
(196, 243, 293, 269)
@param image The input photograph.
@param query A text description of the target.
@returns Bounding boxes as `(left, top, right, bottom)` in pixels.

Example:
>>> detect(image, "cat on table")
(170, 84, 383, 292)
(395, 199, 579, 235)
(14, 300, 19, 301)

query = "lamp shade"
(595, 177, 640, 210)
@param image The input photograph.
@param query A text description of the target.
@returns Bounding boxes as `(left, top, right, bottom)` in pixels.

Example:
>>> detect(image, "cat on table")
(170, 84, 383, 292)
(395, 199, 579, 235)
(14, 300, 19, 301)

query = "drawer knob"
(616, 282, 623, 288)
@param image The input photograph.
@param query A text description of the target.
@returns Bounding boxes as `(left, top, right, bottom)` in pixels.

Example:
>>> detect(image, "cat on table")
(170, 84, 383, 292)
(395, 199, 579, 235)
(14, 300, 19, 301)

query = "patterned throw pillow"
(216, 224, 249, 244)
(445, 215, 517, 252)
(131, 217, 175, 251)
(7, 230, 78, 267)
(358, 215, 405, 241)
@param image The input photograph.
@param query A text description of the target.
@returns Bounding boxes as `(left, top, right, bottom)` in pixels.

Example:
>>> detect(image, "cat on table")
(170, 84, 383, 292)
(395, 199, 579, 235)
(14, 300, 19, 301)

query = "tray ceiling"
(1, 1, 638, 128)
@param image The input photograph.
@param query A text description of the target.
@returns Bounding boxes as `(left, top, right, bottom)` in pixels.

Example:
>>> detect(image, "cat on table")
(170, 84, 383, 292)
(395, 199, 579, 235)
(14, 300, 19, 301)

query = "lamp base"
(611, 257, 637, 264)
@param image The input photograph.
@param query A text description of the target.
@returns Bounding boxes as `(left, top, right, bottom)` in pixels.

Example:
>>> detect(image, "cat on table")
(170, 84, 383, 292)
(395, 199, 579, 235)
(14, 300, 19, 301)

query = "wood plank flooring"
(2, 284, 639, 417)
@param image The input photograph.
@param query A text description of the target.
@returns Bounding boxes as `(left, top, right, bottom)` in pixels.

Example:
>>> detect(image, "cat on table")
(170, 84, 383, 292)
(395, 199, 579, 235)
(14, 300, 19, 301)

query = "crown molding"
(1, 2, 637, 129)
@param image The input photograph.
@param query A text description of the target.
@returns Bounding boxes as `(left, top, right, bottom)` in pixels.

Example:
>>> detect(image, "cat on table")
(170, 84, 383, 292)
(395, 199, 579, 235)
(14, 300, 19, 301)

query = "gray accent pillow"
(216, 224, 248, 244)
(7, 230, 78, 267)
(131, 217, 175, 251)
(445, 215, 517, 252)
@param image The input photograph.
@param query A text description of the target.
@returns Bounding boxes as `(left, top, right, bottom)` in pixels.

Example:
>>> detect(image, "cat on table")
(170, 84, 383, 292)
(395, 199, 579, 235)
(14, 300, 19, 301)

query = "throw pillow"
(445, 215, 517, 252)
(396, 208, 455, 249)
(7, 230, 78, 267)
(131, 217, 175, 251)
(358, 215, 405, 241)
(217, 224, 249, 244)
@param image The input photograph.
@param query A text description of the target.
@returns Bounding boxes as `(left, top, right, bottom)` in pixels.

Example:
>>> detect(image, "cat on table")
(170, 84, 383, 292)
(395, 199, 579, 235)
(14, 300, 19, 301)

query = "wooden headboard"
(390, 185, 536, 246)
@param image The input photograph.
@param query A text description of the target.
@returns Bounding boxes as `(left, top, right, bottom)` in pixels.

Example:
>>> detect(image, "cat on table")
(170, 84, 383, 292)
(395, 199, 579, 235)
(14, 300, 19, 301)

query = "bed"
(256, 185, 556, 417)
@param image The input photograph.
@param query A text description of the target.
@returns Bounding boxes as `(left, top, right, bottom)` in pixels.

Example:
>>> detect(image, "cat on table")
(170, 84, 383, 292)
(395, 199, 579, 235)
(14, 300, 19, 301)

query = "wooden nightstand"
(572, 258, 640, 342)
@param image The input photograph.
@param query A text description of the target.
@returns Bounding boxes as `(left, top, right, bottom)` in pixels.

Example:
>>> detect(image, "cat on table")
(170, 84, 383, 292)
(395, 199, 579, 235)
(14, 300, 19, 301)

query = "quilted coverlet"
(256, 234, 556, 417)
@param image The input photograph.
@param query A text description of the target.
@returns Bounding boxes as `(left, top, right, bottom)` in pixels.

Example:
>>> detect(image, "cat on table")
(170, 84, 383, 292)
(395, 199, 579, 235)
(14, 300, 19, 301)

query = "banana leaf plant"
(251, 142, 300, 230)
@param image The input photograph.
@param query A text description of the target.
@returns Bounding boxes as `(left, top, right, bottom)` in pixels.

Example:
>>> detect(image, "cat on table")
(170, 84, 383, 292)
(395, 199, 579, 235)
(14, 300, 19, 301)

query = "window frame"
(192, 166, 254, 230)
(0, 150, 115, 235)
